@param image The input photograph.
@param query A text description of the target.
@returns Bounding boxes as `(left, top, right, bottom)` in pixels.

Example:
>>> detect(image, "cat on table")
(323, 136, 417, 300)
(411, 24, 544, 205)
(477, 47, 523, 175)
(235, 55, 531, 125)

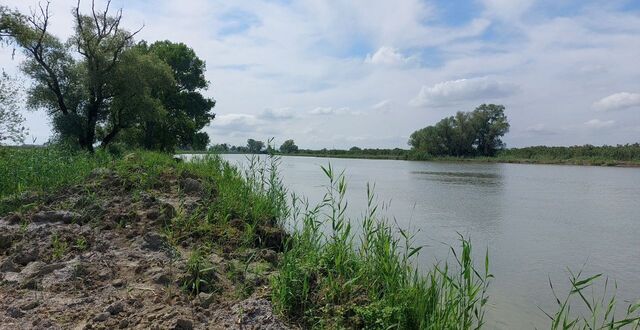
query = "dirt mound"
(0, 168, 292, 329)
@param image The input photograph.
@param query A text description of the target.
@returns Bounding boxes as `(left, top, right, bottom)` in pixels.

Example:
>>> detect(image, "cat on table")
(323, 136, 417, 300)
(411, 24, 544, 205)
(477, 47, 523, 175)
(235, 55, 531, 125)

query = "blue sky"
(1, 0, 639, 148)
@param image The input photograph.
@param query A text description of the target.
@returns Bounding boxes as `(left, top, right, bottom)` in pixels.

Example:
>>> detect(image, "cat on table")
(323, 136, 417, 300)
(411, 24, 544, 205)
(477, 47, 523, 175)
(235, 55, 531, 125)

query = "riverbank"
(2, 147, 638, 329)
(177, 150, 640, 167)
(0, 148, 491, 329)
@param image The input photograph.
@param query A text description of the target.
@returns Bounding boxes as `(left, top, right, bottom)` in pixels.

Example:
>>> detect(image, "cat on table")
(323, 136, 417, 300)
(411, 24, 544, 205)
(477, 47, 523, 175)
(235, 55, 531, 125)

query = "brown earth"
(0, 168, 292, 329)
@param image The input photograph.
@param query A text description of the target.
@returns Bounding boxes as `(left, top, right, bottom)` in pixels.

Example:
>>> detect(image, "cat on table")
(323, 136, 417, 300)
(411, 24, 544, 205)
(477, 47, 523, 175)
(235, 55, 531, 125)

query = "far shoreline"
(177, 151, 640, 168)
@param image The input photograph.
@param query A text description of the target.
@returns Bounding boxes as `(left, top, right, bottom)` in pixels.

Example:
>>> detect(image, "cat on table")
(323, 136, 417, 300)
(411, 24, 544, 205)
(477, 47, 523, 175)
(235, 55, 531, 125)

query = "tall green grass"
(0, 147, 111, 198)
(271, 163, 492, 329)
(545, 270, 640, 330)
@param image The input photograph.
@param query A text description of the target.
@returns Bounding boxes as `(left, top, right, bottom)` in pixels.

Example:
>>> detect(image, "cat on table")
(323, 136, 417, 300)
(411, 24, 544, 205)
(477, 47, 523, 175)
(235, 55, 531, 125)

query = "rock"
(6, 306, 25, 318)
(146, 208, 160, 220)
(21, 261, 65, 278)
(94, 312, 110, 322)
(107, 301, 125, 315)
(13, 250, 38, 266)
(0, 232, 14, 249)
(260, 249, 279, 264)
(180, 178, 203, 195)
(256, 225, 287, 251)
(20, 301, 39, 310)
(0, 259, 19, 272)
(2, 213, 22, 225)
(198, 292, 214, 308)
(112, 279, 126, 288)
(32, 210, 82, 224)
(142, 232, 168, 251)
(119, 319, 130, 329)
(174, 318, 193, 330)
(152, 272, 171, 285)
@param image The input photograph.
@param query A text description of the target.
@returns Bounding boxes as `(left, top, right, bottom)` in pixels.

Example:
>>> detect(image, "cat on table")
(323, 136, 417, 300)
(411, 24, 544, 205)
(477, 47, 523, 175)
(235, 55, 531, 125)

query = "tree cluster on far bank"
(0, 2, 215, 152)
(409, 104, 510, 157)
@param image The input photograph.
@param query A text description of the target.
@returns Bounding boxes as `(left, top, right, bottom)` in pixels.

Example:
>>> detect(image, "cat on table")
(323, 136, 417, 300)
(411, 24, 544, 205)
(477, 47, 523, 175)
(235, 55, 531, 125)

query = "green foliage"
(51, 233, 69, 260)
(279, 139, 299, 154)
(1, 4, 215, 152)
(410, 104, 510, 157)
(127, 40, 216, 152)
(496, 144, 640, 164)
(0, 146, 110, 200)
(271, 164, 492, 329)
(247, 139, 265, 153)
(183, 248, 216, 295)
(546, 271, 640, 329)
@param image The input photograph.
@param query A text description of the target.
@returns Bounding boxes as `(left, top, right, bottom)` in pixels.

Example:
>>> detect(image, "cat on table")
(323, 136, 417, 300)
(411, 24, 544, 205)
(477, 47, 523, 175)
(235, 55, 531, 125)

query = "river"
(195, 154, 640, 329)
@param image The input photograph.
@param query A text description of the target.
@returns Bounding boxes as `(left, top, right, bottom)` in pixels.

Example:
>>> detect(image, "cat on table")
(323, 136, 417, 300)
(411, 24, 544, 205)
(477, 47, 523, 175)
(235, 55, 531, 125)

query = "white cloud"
(372, 99, 392, 110)
(584, 119, 615, 129)
(258, 107, 295, 120)
(213, 113, 259, 132)
(309, 107, 350, 115)
(365, 47, 412, 65)
(409, 77, 518, 107)
(524, 124, 556, 136)
(593, 92, 640, 112)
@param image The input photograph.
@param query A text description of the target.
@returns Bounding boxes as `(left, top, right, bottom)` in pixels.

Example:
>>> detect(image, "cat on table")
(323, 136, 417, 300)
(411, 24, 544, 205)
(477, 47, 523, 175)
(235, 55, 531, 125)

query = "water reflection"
(411, 170, 503, 186)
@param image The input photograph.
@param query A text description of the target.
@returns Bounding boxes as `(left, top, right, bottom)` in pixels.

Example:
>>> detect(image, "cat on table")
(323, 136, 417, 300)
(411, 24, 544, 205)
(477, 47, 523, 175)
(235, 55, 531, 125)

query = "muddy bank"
(0, 166, 292, 329)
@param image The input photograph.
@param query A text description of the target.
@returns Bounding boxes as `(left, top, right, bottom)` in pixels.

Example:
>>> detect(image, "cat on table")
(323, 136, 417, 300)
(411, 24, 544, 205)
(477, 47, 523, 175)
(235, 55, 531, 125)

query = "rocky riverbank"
(0, 164, 292, 329)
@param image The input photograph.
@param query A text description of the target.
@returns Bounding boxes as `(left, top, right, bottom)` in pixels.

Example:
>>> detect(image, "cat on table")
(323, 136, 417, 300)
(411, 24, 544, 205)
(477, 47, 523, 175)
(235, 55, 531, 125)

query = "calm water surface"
(210, 154, 640, 329)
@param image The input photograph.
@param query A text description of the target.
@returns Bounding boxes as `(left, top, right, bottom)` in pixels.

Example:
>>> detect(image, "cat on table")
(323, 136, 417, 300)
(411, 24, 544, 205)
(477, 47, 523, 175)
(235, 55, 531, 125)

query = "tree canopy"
(0, 1, 215, 152)
(279, 139, 298, 153)
(409, 104, 510, 157)
(247, 139, 265, 153)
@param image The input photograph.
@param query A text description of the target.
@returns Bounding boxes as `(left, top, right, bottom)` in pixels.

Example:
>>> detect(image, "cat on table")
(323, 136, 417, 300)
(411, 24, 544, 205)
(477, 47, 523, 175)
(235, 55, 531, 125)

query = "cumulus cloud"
(593, 92, 640, 112)
(365, 47, 412, 65)
(584, 119, 615, 129)
(409, 77, 518, 107)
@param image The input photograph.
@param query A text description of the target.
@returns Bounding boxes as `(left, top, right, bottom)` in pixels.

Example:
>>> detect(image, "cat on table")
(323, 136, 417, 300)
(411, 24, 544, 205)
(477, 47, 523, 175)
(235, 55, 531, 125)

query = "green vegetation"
(0, 147, 110, 199)
(0, 2, 215, 152)
(409, 104, 510, 157)
(271, 165, 492, 329)
(279, 139, 298, 154)
(1, 146, 639, 328)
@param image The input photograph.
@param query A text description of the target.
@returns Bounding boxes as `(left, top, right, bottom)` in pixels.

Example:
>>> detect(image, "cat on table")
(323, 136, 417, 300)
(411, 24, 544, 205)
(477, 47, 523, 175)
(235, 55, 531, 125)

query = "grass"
(1, 146, 638, 329)
(545, 270, 640, 329)
(271, 164, 492, 329)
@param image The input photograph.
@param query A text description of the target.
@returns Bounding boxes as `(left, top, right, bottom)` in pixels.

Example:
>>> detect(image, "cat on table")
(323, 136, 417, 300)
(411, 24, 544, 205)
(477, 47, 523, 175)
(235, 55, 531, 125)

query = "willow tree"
(1, 1, 141, 151)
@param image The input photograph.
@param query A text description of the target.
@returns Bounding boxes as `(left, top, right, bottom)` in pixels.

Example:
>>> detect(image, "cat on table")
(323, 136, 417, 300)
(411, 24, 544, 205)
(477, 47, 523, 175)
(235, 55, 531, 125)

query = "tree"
(99, 47, 175, 148)
(409, 104, 509, 157)
(247, 139, 264, 153)
(1, 1, 142, 151)
(133, 40, 216, 151)
(349, 146, 361, 152)
(191, 132, 209, 150)
(471, 104, 510, 156)
(279, 139, 299, 153)
(0, 72, 27, 144)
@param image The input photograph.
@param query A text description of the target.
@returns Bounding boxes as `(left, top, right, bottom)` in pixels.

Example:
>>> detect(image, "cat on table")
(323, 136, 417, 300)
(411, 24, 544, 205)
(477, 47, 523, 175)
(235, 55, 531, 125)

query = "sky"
(1, 0, 639, 149)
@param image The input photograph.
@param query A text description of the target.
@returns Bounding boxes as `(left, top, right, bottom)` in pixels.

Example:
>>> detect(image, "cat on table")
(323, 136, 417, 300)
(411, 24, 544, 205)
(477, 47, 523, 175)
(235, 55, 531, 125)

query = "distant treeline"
(496, 144, 640, 163)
